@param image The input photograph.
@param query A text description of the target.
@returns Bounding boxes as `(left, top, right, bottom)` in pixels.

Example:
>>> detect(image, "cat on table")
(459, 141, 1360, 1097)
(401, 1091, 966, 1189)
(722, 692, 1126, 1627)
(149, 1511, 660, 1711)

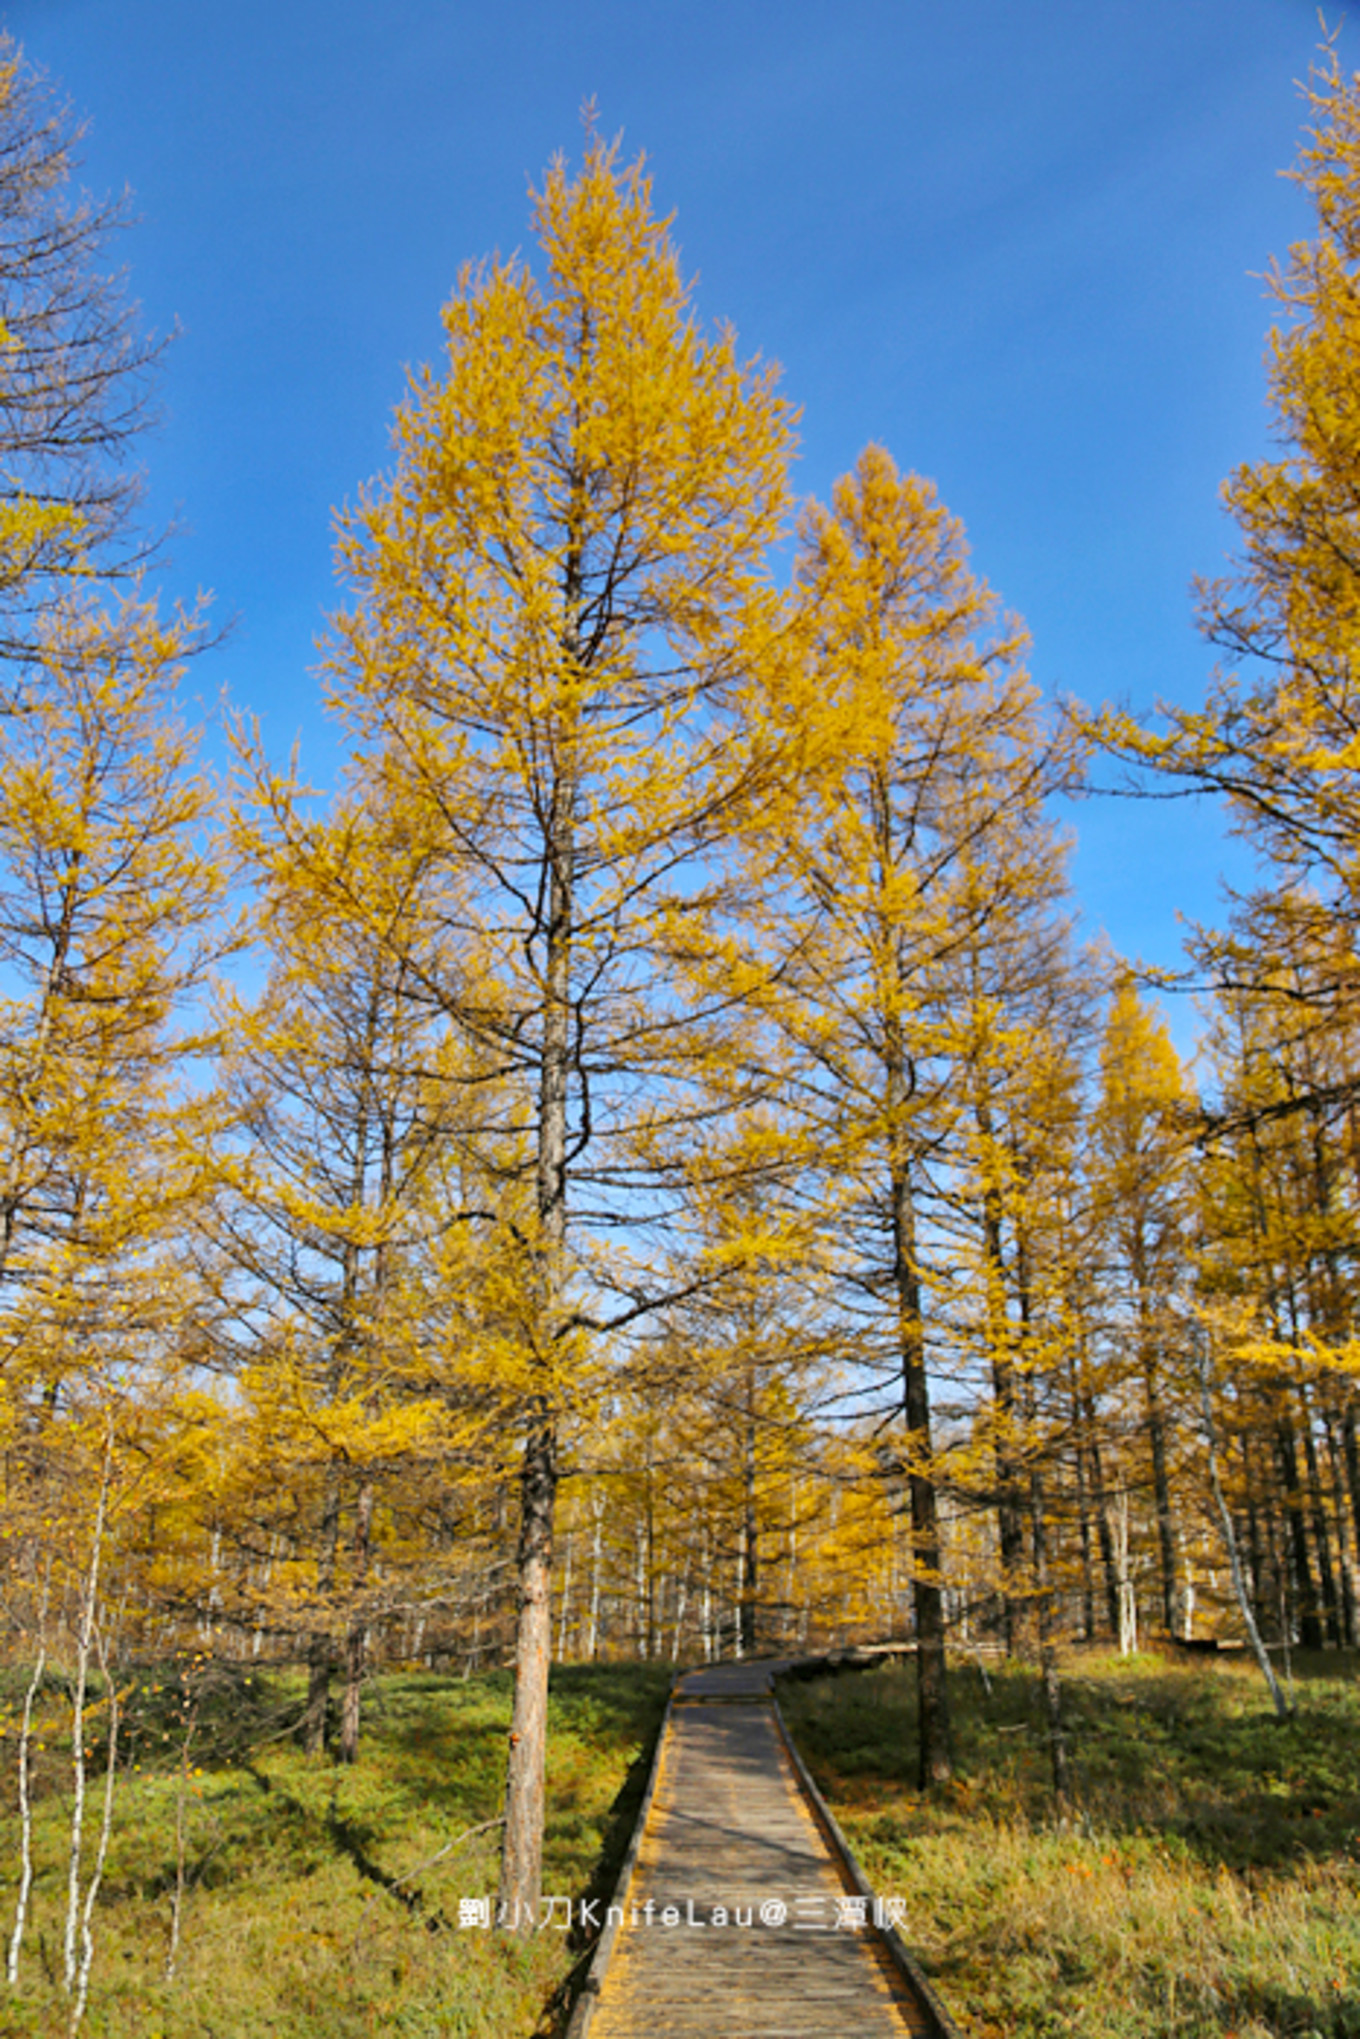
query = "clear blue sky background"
(5, 0, 1342, 1053)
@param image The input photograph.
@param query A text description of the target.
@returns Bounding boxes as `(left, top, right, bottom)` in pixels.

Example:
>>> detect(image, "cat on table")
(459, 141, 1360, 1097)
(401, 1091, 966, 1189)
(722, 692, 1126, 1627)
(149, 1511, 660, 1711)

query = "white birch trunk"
(70, 1621, 120, 2033)
(7, 1563, 51, 1987)
(64, 1428, 114, 1997)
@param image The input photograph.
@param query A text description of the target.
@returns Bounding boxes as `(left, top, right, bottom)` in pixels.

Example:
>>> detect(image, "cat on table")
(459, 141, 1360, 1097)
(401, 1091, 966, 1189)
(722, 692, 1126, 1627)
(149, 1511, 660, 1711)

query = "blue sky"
(6, 0, 1340, 1052)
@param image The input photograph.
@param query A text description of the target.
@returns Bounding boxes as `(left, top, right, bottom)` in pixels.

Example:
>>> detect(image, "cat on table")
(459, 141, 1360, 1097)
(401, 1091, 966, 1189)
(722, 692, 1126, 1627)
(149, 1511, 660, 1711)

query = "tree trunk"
(1072, 1419, 1096, 1640)
(670, 1551, 689, 1663)
(701, 1522, 714, 1662)
(1296, 1379, 1341, 1645)
(740, 1370, 758, 1658)
(587, 1500, 603, 1662)
(498, 1412, 556, 1927)
(1321, 1408, 1357, 1647)
(1240, 1424, 1270, 1631)
(304, 1476, 342, 1756)
(885, 1066, 951, 1789)
(977, 1145, 1023, 1648)
(1112, 1488, 1137, 1655)
(1197, 1335, 1291, 1718)
(1030, 1465, 1070, 1803)
(556, 1531, 574, 1661)
(1323, 1401, 1358, 1646)
(1342, 1398, 1360, 1572)
(643, 1460, 657, 1661)
(497, 712, 574, 1928)
(339, 1479, 374, 1765)
(1078, 1386, 1121, 1639)
(1275, 1413, 1322, 1648)
(1143, 1354, 1178, 1636)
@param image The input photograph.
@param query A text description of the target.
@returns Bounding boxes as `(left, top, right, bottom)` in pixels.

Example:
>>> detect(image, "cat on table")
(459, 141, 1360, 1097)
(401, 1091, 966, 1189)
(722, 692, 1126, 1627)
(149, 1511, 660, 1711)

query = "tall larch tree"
(1085, 42, 1360, 1655)
(0, 594, 220, 1349)
(314, 134, 794, 1918)
(0, 592, 222, 1757)
(1091, 979, 1192, 1636)
(934, 732, 1080, 1661)
(1093, 44, 1360, 1026)
(0, 37, 165, 662)
(209, 781, 503, 1756)
(1194, 910, 1360, 1648)
(738, 445, 1075, 1786)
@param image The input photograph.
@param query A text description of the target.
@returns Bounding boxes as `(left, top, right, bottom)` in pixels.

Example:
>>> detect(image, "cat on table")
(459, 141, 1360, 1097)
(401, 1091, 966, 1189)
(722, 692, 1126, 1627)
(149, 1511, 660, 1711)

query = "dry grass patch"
(779, 1648, 1360, 2039)
(0, 1658, 671, 2037)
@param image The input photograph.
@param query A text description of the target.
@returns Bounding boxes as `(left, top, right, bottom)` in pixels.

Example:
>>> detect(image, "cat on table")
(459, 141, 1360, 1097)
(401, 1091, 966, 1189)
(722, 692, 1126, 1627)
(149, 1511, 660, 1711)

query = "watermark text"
(458, 1893, 909, 1931)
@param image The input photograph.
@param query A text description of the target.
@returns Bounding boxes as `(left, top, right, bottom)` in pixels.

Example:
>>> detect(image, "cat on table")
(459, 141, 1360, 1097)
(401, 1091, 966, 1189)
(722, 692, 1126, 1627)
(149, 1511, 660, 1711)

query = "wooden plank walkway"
(574, 1660, 945, 2038)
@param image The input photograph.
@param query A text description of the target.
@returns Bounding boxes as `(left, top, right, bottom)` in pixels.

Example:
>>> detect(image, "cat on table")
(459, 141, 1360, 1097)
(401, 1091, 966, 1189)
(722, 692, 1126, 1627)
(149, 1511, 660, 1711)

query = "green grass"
(0, 1656, 672, 2037)
(778, 1648, 1360, 2039)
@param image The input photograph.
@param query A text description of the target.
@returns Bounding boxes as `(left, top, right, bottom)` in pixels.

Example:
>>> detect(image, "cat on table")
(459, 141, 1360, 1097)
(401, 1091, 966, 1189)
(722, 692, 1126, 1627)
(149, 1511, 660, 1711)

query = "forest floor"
(4, 1645, 1358, 2037)
(778, 1644, 1360, 2039)
(0, 1656, 672, 2038)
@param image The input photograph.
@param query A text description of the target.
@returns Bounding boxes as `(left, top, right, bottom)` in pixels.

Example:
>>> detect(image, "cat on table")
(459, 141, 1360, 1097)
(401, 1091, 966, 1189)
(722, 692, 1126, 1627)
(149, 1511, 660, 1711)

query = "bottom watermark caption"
(458, 1894, 908, 1931)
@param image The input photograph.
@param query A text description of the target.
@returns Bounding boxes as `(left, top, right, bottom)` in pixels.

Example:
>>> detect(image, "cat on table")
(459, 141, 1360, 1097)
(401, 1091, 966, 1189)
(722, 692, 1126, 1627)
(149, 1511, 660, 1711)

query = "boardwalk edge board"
(770, 1691, 968, 2039)
(562, 1653, 967, 2039)
(564, 1686, 676, 2039)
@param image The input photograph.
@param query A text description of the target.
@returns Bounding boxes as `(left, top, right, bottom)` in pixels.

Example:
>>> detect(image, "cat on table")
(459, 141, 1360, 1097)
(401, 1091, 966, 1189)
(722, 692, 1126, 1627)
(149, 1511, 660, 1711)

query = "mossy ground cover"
(0, 1657, 671, 2037)
(778, 1647, 1360, 2039)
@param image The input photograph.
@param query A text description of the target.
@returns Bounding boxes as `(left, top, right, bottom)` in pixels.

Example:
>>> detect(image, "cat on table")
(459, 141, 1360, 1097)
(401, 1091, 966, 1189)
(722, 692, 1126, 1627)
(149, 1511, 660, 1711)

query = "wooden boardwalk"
(571, 1660, 953, 2038)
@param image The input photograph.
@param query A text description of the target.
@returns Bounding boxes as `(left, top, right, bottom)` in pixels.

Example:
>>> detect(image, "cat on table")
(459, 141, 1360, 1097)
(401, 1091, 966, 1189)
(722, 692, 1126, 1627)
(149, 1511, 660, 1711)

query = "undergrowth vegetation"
(10, 1645, 1359, 2037)
(778, 1648, 1360, 2039)
(0, 1658, 670, 2037)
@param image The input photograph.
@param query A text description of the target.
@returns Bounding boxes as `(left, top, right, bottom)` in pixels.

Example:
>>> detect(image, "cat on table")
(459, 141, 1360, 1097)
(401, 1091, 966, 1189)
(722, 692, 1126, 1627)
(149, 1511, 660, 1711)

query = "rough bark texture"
(740, 1370, 759, 1658)
(497, 703, 574, 1926)
(886, 1044, 951, 1790)
(1297, 1380, 1342, 1645)
(1029, 1468, 1070, 1803)
(303, 1477, 342, 1756)
(1276, 1415, 1323, 1649)
(1080, 1385, 1121, 1638)
(497, 1413, 557, 1925)
(339, 1479, 374, 1765)
(1145, 1364, 1178, 1636)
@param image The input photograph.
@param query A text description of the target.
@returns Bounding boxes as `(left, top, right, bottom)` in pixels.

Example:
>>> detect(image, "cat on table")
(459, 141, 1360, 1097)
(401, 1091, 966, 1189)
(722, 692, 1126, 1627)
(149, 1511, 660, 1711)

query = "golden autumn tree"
(206, 779, 509, 1759)
(655, 1124, 836, 1661)
(734, 445, 1075, 1786)
(1081, 46, 1360, 1656)
(309, 133, 794, 1918)
(924, 715, 1080, 1667)
(0, 592, 220, 1355)
(1094, 44, 1360, 973)
(0, 37, 164, 662)
(0, 592, 222, 2010)
(1090, 979, 1193, 1636)
(1191, 909, 1360, 1651)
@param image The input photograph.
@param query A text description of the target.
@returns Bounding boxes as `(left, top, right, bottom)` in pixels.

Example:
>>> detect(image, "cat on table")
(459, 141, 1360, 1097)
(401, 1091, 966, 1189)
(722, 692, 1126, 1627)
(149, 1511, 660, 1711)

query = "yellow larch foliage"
(319, 129, 796, 1909)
